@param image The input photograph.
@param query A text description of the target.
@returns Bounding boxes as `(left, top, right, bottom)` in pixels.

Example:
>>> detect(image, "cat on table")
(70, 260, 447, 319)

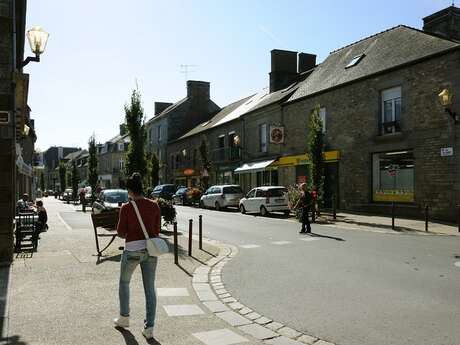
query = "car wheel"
(199, 200, 205, 209)
(215, 202, 221, 211)
(239, 205, 246, 214)
(260, 205, 269, 216)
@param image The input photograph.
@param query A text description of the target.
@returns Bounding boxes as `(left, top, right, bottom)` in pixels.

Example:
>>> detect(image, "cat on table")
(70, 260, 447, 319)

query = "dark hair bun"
(126, 172, 143, 194)
(131, 173, 142, 182)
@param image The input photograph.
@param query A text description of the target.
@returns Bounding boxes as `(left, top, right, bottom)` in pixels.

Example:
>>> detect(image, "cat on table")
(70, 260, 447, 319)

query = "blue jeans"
(119, 250, 158, 328)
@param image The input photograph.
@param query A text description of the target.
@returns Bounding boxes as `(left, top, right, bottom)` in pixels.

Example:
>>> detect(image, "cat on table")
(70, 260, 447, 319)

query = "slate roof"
(63, 150, 86, 161)
(146, 98, 188, 125)
(289, 25, 460, 102)
(106, 133, 130, 144)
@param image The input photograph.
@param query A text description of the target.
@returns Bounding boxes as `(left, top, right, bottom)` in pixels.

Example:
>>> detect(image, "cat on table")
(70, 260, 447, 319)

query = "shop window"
(372, 150, 414, 202)
(380, 87, 402, 135)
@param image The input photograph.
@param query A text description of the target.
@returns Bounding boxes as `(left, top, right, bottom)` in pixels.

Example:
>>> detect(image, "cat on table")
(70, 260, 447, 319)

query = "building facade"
(43, 146, 80, 190)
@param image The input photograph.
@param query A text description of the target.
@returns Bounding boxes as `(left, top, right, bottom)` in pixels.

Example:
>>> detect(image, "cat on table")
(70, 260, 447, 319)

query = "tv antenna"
(180, 64, 198, 81)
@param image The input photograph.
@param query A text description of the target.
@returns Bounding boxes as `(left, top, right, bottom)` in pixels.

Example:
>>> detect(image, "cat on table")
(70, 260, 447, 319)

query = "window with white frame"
(319, 107, 326, 133)
(259, 123, 267, 153)
(157, 125, 162, 142)
(118, 142, 124, 151)
(381, 86, 401, 134)
(119, 158, 124, 171)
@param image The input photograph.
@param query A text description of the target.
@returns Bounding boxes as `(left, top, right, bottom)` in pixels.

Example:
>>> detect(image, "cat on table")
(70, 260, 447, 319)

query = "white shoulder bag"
(130, 200, 169, 256)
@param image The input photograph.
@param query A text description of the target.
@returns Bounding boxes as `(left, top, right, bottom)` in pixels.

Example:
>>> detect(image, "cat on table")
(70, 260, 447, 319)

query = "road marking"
(454, 261, 460, 268)
(56, 213, 72, 230)
(299, 237, 320, 242)
(239, 244, 260, 249)
(156, 288, 189, 297)
(271, 241, 292, 245)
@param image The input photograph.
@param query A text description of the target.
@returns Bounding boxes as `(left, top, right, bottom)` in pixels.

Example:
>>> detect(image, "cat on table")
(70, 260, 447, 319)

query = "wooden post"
(188, 219, 193, 256)
(199, 215, 203, 250)
(173, 222, 178, 265)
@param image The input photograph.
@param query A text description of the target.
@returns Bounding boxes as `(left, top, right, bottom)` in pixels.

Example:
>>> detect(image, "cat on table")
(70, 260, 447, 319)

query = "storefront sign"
(183, 168, 195, 176)
(440, 147, 453, 157)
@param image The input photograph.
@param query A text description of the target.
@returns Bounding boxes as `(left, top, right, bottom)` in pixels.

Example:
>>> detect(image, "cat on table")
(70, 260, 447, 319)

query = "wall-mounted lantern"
(22, 26, 49, 67)
(438, 88, 458, 124)
(233, 135, 241, 146)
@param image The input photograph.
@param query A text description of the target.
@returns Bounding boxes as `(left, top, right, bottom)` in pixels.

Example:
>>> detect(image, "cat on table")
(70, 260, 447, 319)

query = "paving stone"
(211, 276, 222, 283)
(265, 336, 304, 345)
(215, 288, 227, 294)
(212, 283, 225, 289)
(222, 297, 237, 303)
(246, 312, 261, 320)
(239, 307, 253, 315)
(238, 323, 278, 340)
(255, 316, 272, 325)
(314, 341, 335, 345)
(192, 274, 209, 283)
(265, 322, 284, 331)
(229, 302, 245, 310)
(196, 290, 218, 301)
(163, 304, 205, 316)
(297, 335, 318, 344)
(215, 311, 253, 326)
(193, 283, 211, 291)
(156, 288, 189, 297)
(203, 301, 230, 313)
(278, 327, 302, 339)
(219, 293, 231, 298)
(192, 328, 249, 345)
(194, 266, 211, 274)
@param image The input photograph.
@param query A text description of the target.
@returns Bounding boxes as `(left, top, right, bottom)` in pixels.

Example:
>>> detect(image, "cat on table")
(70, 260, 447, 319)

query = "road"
(175, 205, 460, 345)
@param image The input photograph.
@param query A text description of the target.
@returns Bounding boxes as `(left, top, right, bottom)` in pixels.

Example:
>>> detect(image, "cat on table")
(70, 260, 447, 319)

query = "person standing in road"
(295, 183, 312, 234)
(114, 173, 161, 340)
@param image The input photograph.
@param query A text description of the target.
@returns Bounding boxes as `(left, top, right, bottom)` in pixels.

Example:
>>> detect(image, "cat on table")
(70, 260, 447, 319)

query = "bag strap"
(130, 200, 150, 240)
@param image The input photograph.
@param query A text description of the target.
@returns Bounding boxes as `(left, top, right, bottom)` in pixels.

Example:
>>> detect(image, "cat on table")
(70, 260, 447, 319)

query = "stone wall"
(283, 50, 460, 221)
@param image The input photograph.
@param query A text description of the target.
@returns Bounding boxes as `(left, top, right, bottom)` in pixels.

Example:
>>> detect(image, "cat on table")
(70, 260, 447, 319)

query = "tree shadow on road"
(0, 335, 29, 345)
(95, 253, 122, 265)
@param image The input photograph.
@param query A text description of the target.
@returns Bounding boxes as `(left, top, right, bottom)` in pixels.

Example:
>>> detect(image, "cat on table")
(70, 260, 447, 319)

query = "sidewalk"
(1, 198, 263, 345)
(314, 210, 458, 236)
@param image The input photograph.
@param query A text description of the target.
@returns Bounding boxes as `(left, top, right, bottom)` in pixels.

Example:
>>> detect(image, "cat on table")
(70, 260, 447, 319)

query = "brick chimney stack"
(187, 80, 210, 103)
(154, 102, 173, 116)
(423, 6, 460, 41)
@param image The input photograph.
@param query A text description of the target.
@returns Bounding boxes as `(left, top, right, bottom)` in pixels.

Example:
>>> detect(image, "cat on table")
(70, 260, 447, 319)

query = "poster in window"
(270, 126, 284, 144)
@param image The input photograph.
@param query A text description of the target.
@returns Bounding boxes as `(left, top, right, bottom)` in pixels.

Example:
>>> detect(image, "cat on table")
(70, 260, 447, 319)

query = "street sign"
(440, 147, 454, 157)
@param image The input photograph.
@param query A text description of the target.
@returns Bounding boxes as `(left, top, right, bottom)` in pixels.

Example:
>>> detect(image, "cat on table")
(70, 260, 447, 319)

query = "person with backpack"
(294, 183, 312, 234)
(113, 173, 161, 340)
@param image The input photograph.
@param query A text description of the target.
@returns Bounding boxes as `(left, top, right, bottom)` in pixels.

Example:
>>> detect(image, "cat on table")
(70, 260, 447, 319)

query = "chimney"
(269, 49, 298, 93)
(154, 102, 173, 116)
(423, 6, 460, 41)
(187, 80, 210, 102)
(119, 123, 127, 136)
(298, 53, 316, 73)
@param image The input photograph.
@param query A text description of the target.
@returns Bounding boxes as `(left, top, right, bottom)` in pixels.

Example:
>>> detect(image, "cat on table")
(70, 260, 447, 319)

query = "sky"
(25, 0, 452, 151)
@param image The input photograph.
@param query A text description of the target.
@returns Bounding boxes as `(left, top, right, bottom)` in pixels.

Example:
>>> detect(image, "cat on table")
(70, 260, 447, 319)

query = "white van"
(239, 186, 289, 216)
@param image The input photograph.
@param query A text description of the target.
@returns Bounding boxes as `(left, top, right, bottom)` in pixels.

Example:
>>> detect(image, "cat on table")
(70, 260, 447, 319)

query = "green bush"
(156, 197, 176, 226)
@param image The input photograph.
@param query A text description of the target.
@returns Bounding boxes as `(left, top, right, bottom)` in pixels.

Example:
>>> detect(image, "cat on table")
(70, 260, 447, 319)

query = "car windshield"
(268, 188, 287, 197)
(176, 188, 188, 194)
(223, 186, 243, 194)
(104, 191, 128, 203)
(163, 185, 176, 192)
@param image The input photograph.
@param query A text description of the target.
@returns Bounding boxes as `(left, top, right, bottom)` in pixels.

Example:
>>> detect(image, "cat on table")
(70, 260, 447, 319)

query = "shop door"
(324, 162, 339, 208)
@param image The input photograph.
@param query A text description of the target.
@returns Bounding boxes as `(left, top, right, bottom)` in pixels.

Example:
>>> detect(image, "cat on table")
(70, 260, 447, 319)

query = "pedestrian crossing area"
(239, 236, 320, 249)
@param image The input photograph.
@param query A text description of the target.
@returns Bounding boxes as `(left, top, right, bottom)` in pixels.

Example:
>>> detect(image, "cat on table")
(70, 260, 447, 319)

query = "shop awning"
(234, 159, 276, 174)
(271, 151, 341, 167)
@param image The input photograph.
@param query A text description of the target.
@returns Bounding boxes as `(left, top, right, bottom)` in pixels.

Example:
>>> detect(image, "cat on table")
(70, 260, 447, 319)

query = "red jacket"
(117, 198, 161, 242)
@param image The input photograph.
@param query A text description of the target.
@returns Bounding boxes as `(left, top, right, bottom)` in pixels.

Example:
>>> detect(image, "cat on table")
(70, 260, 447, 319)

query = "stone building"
(98, 125, 130, 188)
(43, 146, 80, 190)
(145, 80, 220, 184)
(283, 6, 460, 221)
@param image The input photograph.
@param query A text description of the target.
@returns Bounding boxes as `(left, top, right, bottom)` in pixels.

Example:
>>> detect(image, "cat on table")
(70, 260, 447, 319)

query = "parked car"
(200, 185, 244, 211)
(239, 186, 290, 216)
(63, 188, 73, 202)
(151, 184, 177, 200)
(173, 187, 190, 205)
(173, 187, 203, 206)
(92, 189, 129, 214)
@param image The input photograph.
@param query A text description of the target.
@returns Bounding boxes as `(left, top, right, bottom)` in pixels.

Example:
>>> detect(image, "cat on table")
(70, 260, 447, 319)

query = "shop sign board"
(183, 168, 195, 176)
(440, 147, 453, 157)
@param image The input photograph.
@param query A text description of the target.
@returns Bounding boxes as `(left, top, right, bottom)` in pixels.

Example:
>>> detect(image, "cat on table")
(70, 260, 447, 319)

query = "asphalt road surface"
(175, 205, 460, 345)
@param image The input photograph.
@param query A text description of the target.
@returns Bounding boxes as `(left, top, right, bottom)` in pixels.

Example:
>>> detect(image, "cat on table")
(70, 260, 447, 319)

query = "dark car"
(151, 184, 177, 200)
(173, 187, 190, 205)
(92, 189, 129, 214)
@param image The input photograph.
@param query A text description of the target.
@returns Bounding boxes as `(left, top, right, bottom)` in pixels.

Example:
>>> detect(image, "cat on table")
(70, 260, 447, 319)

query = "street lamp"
(22, 26, 49, 67)
(438, 88, 458, 124)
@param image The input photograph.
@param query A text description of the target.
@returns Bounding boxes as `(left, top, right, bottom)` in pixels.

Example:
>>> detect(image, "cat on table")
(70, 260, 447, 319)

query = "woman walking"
(114, 173, 161, 340)
(295, 183, 312, 234)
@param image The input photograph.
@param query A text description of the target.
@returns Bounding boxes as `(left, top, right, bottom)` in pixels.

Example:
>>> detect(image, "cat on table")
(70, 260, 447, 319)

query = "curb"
(191, 236, 336, 345)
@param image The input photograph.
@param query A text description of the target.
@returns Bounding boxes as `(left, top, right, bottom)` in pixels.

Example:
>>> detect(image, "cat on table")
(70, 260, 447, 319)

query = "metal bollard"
(188, 219, 193, 256)
(199, 215, 203, 250)
(425, 205, 429, 232)
(332, 195, 337, 220)
(458, 205, 460, 233)
(82, 202, 86, 213)
(173, 222, 178, 265)
(391, 202, 395, 230)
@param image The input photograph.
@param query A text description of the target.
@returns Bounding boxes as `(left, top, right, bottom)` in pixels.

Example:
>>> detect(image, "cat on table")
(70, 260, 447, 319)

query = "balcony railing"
(211, 147, 241, 162)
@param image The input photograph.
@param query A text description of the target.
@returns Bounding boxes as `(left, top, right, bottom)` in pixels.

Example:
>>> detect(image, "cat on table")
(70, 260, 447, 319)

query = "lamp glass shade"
(438, 89, 453, 107)
(233, 135, 240, 146)
(182, 149, 187, 157)
(26, 26, 49, 55)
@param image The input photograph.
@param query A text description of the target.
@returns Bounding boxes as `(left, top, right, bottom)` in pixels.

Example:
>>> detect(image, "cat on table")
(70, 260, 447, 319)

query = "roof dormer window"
(345, 53, 365, 68)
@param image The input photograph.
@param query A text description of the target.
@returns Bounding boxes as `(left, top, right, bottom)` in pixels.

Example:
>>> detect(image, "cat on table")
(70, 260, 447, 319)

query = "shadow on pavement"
(0, 335, 29, 345)
(96, 254, 122, 265)
(115, 327, 162, 345)
(306, 232, 345, 242)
